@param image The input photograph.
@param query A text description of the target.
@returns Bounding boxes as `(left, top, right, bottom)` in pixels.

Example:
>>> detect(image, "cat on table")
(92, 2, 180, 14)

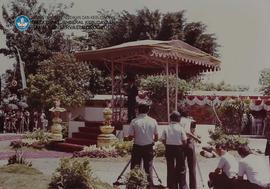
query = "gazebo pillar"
(111, 62, 115, 111)
(166, 62, 170, 122)
(175, 64, 179, 111)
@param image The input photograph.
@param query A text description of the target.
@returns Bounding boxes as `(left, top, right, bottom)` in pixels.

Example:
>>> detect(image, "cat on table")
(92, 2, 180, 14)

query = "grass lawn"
(0, 163, 117, 189)
(0, 164, 50, 189)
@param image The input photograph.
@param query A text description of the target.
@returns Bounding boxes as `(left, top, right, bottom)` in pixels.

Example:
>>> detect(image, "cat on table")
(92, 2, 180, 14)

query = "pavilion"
(75, 39, 221, 123)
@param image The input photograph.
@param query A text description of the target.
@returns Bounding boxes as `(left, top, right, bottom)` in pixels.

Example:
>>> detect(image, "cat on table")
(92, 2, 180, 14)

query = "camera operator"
(127, 102, 158, 187)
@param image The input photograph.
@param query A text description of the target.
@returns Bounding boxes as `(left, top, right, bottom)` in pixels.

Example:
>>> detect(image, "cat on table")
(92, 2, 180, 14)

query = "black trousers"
(131, 144, 154, 185)
(128, 105, 136, 123)
(185, 141, 197, 189)
(165, 145, 188, 189)
(209, 172, 234, 189)
(234, 180, 266, 189)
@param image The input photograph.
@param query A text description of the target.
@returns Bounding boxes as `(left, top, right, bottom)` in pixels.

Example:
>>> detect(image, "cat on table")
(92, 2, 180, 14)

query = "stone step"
(85, 121, 103, 127)
(79, 126, 101, 133)
(65, 138, 97, 146)
(72, 132, 98, 139)
(51, 142, 84, 153)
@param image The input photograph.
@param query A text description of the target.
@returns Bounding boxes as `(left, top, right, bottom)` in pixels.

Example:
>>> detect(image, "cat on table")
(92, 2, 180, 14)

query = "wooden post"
(111, 62, 115, 120)
(120, 63, 124, 122)
(175, 64, 179, 111)
(166, 62, 170, 122)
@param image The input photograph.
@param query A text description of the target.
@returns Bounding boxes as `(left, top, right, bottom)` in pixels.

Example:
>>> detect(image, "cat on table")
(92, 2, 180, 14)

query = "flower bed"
(10, 129, 51, 150)
(73, 140, 166, 158)
(73, 145, 119, 158)
(208, 127, 248, 150)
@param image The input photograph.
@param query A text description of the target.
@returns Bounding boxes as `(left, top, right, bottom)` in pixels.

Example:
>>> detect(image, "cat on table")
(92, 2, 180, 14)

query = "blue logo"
(15, 15, 30, 31)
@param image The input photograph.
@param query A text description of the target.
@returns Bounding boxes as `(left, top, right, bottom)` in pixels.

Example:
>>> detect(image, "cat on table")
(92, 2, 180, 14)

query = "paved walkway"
(0, 134, 23, 141)
(1, 134, 268, 189)
(0, 151, 72, 160)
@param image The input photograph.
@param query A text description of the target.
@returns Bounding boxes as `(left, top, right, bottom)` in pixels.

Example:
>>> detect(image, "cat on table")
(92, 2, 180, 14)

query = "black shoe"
(208, 181, 213, 188)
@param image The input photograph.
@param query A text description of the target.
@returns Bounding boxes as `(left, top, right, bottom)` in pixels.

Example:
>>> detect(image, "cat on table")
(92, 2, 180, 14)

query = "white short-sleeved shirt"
(217, 152, 238, 178)
(238, 154, 270, 187)
(128, 114, 158, 146)
(160, 123, 187, 145)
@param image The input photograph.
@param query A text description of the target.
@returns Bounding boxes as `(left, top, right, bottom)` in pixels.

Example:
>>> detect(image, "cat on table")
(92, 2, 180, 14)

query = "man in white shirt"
(237, 145, 270, 189)
(161, 111, 188, 189)
(179, 111, 201, 189)
(128, 103, 158, 186)
(208, 143, 238, 189)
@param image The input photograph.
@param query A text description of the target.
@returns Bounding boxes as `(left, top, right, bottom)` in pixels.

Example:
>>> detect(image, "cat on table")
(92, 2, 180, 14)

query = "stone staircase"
(51, 121, 103, 152)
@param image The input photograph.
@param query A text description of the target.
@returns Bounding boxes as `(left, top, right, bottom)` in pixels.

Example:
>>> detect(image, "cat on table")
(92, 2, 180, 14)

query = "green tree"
(140, 75, 190, 121)
(0, 0, 73, 75)
(26, 54, 108, 109)
(190, 80, 249, 91)
(259, 68, 270, 95)
(217, 99, 250, 134)
(85, 8, 220, 57)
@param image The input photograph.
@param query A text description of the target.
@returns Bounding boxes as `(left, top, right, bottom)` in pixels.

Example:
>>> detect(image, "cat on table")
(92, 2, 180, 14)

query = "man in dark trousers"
(185, 121, 198, 189)
(127, 75, 138, 123)
(208, 144, 238, 189)
(161, 111, 188, 189)
(127, 102, 158, 187)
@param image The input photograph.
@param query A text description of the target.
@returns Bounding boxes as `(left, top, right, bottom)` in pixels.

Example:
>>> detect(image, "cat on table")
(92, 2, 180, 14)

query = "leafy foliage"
(7, 145, 32, 167)
(190, 80, 249, 91)
(73, 145, 119, 158)
(10, 129, 50, 149)
(85, 8, 220, 57)
(140, 75, 190, 121)
(154, 141, 165, 157)
(113, 140, 133, 156)
(49, 158, 96, 189)
(259, 68, 270, 95)
(140, 75, 190, 103)
(26, 54, 108, 109)
(208, 127, 248, 150)
(0, 0, 73, 75)
(124, 166, 149, 189)
(217, 99, 250, 134)
(23, 129, 50, 144)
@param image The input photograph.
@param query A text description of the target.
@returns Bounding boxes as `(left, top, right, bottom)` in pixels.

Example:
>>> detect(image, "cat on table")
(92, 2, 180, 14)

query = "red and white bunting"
(183, 95, 270, 111)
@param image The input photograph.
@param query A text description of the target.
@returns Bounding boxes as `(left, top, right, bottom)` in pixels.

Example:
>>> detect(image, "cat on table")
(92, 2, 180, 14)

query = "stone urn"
(49, 100, 66, 141)
(97, 107, 117, 147)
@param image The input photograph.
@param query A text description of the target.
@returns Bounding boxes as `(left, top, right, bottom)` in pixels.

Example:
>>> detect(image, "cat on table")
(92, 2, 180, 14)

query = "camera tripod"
(113, 159, 166, 188)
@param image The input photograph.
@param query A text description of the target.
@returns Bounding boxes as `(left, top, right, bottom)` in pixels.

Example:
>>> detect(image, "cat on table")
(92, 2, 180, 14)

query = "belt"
(133, 143, 154, 148)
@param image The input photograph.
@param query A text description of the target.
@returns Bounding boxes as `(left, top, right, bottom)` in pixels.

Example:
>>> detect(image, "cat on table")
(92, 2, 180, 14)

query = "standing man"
(161, 111, 188, 189)
(185, 121, 200, 189)
(127, 75, 138, 123)
(179, 111, 201, 189)
(208, 144, 238, 189)
(127, 102, 158, 187)
(237, 145, 270, 189)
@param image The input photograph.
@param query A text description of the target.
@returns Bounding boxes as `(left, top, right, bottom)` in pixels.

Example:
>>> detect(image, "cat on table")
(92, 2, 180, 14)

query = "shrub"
(49, 158, 96, 189)
(209, 127, 248, 150)
(154, 141, 165, 157)
(124, 166, 149, 189)
(62, 122, 69, 139)
(113, 140, 133, 156)
(217, 99, 250, 134)
(23, 129, 51, 144)
(140, 75, 190, 121)
(73, 145, 119, 158)
(7, 146, 32, 167)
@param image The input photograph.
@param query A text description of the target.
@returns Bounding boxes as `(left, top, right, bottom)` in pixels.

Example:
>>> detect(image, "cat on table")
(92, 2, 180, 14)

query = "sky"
(1, 0, 270, 91)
